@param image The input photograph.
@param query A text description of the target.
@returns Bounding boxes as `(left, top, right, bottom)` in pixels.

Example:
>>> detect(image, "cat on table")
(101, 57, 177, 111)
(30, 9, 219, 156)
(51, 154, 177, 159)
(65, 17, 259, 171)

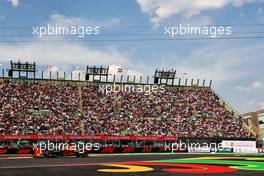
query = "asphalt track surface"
(0, 153, 264, 176)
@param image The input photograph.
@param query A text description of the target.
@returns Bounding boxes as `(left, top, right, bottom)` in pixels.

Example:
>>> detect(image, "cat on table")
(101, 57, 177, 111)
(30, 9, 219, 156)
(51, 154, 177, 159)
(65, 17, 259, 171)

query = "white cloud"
(49, 14, 121, 27)
(8, 0, 19, 7)
(168, 43, 264, 87)
(0, 43, 149, 82)
(0, 13, 147, 81)
(136, 0, 263, 23)
(0, 43, 130, 66)
(236, 81, 264, 92)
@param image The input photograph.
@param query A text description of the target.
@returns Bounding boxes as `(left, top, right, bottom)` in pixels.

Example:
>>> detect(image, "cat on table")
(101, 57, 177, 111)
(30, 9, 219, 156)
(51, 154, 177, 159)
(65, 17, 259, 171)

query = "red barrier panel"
(0, 147, 187, 155)
(0, 135, 177, 141)
(0, 149, 7, 154)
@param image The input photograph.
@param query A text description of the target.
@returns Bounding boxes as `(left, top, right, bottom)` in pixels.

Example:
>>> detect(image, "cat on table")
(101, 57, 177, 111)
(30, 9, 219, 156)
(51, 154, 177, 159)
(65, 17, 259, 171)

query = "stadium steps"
(77, 86, 85, 135)
(80, 120, 85, 135)
(77, 86, 84, 113)
(78, 86, 84, 113)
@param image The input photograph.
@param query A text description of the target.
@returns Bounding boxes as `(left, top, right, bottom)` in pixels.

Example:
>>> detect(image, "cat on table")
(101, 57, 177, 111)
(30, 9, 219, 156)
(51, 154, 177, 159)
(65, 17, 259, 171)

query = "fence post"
(113, 74, 116, 83)
(209, 80, 212, 88)
(120, 75, 123, 83)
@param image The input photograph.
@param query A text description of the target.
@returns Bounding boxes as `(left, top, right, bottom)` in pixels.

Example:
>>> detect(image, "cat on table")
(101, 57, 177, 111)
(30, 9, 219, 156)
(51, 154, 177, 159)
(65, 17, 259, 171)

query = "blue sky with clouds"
(0, 0, 264, 113)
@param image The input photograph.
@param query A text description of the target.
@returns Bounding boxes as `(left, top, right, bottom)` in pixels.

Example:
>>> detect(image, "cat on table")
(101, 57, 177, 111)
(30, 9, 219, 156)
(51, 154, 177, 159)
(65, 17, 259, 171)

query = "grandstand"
(0, 62, 258, 155)
(0, 77, 253, 138)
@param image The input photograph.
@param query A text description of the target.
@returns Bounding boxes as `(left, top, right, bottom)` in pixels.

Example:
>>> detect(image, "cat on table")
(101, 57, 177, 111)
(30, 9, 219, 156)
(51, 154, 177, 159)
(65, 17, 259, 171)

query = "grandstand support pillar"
(71, 72, 73, 81)
(113, 74, 116, 82)
(185, 78, 188, 86)
(57, 72, 59, 80)
(172, 78, 175, 86)
(197, 79, 200, 86)
(243, 123, 257, 138)
(191, 79, 193, 86)
(99, 66, 102, 81)
(140, 76, 142, 83)
(133, 75, 136, 83)
(209, 80, 213, 88)
(127, 75, 129, 82)
(178, 78, 181, 86)
(2, 69, 4, 78)
(64, 72, 66, 80)
(147, 76, 149, 84)
(41, 71, 43, 79)
(203, 79, 206, 87)
(49, 71, 52, 80)
(120, 75, 123, 83)
(78, 72, 81, 81)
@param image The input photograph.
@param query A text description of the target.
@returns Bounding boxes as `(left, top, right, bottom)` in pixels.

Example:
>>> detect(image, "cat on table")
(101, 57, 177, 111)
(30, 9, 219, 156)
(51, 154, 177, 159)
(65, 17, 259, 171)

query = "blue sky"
(0, 0, 264, 113)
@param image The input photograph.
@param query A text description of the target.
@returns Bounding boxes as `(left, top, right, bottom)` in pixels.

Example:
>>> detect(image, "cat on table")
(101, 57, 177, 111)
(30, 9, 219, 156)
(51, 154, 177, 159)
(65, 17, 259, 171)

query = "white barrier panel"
(222, 140, 256, 149)
(188, 147, 211, 153)
(258, 148, 264, 153)
(222, 140, 257, 153)
(233, 148, 258, 153)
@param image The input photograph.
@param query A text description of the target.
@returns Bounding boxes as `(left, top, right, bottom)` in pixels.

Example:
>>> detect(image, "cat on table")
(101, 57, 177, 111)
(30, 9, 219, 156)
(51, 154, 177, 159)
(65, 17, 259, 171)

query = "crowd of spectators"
(0, 80, 251, 138)
(82, 86, 251, 138)
(0, 81, 81, 135)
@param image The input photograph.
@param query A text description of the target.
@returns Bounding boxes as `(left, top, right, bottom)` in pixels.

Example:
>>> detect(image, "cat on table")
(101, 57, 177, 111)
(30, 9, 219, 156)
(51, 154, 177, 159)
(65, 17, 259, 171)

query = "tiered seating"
(0, 80, 251, 138)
